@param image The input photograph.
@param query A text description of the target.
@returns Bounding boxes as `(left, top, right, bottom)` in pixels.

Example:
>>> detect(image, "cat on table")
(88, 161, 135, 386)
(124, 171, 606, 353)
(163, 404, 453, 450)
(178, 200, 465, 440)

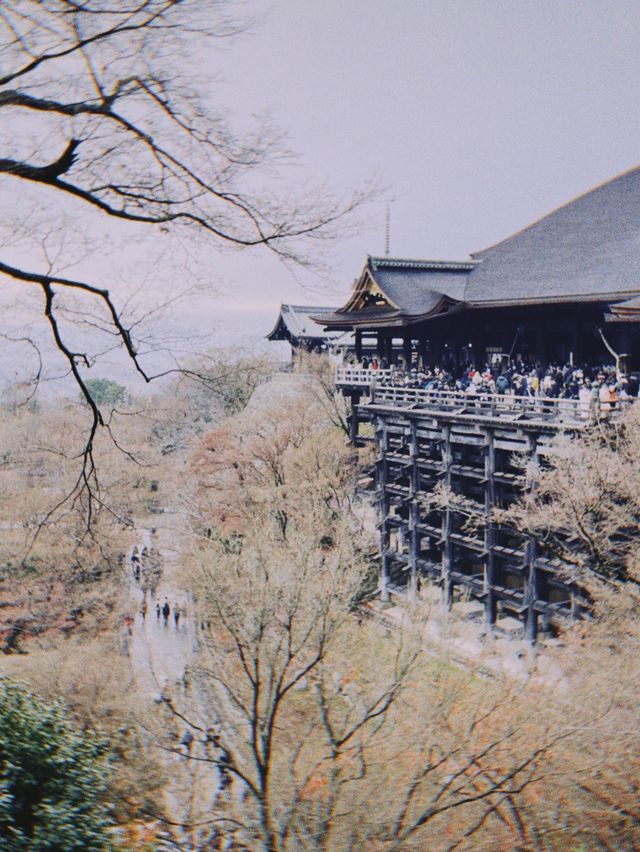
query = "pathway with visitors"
(123, 517, 225, 849)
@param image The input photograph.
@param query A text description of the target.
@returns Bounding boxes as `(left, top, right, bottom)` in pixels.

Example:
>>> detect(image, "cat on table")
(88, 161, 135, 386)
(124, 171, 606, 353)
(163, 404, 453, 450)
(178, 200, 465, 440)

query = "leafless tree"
(0, 0, 373, 521)
(157, 389, 579, 851)
(295, 351, 352, 437)
(498, 406, 640, 588)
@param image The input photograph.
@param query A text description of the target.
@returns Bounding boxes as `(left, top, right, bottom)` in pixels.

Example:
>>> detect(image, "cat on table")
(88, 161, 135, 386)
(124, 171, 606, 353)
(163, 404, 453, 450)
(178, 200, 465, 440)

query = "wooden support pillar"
(419, 337, 429, 370)
(441, 424, 453, 609)
(384, 332, 393, 365)
(524, 431, 540, 643)
(524, 538, 538, 644)
(483, 427, 497, 628)
(378, 419, 390, 602)
(354, 329, 362, 362)
(403, 335, 412, 369)
(409, 420, 419, 601)
(348, 392, 361, 445)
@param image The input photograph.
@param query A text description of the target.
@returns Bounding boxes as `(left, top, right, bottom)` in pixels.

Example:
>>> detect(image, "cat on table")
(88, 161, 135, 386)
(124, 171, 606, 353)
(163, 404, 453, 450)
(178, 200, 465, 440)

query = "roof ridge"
(471, 164, 640, 258)
(283, 304, 340, 311)
(369, 256, 476, 271)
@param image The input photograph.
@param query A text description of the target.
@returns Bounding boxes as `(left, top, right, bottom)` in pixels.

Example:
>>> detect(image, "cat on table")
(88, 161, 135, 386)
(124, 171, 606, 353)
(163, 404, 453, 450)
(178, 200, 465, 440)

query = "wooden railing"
(335, 367, 392, 386)
(335, 368, 637, 424)
(373, 385, 638, 423)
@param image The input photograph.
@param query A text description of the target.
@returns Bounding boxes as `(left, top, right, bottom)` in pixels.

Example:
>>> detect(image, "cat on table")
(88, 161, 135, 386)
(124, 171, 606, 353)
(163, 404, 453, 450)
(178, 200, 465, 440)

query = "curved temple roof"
(316, 167, 640, 330)
(315, 258, 475, 328)
(266, 304, 343, 343)
(468, 166, 640, 306)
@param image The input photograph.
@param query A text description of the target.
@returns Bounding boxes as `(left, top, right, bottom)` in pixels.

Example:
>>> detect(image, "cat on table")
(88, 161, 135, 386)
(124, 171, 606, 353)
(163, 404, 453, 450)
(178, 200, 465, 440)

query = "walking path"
(127, 525, 193, 699)
(123, 517, 222, 849)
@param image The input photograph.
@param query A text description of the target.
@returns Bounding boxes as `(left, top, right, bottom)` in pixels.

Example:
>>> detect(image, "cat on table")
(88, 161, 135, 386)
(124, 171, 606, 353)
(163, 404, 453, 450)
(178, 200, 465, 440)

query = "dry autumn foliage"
(3, 369, 640, 849)
(173, 381, 632, 851)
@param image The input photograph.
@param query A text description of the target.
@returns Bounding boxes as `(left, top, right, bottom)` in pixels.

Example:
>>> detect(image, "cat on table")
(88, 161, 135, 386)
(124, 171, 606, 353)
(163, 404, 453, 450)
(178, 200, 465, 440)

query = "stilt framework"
(366, 401, 589, 641)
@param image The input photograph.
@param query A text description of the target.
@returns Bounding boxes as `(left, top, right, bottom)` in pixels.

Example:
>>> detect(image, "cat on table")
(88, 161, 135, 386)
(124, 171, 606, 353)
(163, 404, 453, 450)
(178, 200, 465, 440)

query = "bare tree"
(498, 406, 640, 588)
(0, 0, 373, 519)
(296, 351, 352, 438)
(157, 388, 579, 851)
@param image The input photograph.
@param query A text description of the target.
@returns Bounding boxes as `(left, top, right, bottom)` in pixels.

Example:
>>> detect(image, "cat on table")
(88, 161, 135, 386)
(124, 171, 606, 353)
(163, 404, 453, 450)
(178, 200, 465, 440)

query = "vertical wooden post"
(419, 336, 429, 370)
(524, 431, 539, 644)
(409, 419, 419, 601)
(441, 424, 453, 609)
(403, 335, 412, 370)
(524, 538, 538, 644)
(378, 418, 390, 602)
(348, 392, 361, 445)
(385, 333, 394, 365)
(483, 427, 497, 628)
(355, 329, 362, 362)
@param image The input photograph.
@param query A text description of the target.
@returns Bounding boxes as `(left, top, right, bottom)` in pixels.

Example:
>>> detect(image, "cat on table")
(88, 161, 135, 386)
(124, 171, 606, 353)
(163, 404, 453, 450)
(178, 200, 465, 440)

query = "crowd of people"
(356, 356, 639, 412)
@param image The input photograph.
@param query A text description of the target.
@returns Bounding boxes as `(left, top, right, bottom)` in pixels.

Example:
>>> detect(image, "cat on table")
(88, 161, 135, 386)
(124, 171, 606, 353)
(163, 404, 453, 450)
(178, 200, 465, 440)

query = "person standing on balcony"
(578, 380, 592, 418)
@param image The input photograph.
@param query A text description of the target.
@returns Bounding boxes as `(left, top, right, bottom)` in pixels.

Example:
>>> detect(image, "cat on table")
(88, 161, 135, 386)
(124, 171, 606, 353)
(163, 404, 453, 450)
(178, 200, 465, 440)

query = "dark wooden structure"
(266, 304, 345, 358)
(358, 384, 597, 641)
(318, 168, 640, 640)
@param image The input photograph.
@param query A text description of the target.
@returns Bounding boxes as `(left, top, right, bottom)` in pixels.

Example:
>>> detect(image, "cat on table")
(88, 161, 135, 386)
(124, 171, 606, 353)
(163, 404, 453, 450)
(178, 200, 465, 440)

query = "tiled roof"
(608, 294, 640, 319)
(467, 166, 640, 305)
(372, 265, 469, 315)
(311, 167, 640, 331)
(370, 257, 476, 272)
(313, 257, 473, 328)
(266, 304, 342, 342)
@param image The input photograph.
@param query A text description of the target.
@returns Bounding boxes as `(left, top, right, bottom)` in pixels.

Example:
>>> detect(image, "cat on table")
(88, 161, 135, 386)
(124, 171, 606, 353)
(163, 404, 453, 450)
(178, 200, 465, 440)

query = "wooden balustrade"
(335, 367, 636, 424)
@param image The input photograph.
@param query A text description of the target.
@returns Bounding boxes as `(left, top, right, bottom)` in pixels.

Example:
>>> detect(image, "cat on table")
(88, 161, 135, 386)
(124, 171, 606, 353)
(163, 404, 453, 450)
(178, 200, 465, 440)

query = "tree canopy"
(0, 1, 371, 518)
(0, 678, 112, 850)
(84, 377, 128, 408)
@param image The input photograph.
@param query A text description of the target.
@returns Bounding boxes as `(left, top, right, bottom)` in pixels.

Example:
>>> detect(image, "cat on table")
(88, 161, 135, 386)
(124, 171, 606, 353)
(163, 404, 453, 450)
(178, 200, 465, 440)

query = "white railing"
(335, 368, 637, 423)
(335, 367, 392, 385)
(370, 385, 637, 423)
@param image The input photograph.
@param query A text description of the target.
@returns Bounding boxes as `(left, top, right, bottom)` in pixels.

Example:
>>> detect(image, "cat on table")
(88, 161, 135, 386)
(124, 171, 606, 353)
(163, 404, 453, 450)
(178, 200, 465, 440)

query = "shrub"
(0, 678, 112, 850)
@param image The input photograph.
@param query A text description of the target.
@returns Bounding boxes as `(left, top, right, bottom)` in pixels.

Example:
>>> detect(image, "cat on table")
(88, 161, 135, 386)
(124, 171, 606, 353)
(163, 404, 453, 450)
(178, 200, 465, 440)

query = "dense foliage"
(84, 379, 128, 409)
(0, 679, 112, 850)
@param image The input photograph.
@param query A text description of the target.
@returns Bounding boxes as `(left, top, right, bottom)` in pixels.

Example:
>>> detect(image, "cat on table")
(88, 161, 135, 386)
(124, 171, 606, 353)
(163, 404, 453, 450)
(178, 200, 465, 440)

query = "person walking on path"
(173, 605, 181, 628)
(156, 602, 161, 621)
(180, 729, 194, 758)
(162, 599, 170, 625)
(131, 546, 140, 581)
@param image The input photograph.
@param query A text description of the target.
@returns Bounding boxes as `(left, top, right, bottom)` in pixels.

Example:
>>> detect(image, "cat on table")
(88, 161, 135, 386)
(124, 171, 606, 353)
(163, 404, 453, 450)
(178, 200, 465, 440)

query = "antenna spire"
(384, 202, 391, 256)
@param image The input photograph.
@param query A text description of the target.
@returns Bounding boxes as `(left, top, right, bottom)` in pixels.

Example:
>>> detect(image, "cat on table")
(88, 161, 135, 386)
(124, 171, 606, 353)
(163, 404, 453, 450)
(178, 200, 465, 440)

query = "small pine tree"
(0, 678, 112, 850)
(84, 378, 128, 408)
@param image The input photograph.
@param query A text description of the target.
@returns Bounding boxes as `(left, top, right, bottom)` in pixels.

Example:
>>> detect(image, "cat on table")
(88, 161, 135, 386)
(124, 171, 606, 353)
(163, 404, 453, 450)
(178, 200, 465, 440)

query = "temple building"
(266, 304, 343, 358)
(317, 167, 640, 373)
(316, 167, 640, 642)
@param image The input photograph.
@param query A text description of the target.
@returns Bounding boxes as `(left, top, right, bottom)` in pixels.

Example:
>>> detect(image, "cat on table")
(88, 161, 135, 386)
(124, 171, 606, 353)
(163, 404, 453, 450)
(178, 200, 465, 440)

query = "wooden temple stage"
(281, 167, 640, 643)
(336, 368, 637, 642)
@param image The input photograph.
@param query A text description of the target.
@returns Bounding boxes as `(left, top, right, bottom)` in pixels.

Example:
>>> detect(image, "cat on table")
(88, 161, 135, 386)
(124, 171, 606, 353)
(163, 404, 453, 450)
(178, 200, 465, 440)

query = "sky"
(3, 0, 640, 390)
(206, 0, 640, 347)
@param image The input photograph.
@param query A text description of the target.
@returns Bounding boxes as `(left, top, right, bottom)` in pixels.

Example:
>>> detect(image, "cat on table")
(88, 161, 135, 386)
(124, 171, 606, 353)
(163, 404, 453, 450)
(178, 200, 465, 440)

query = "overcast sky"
(4, 0, 640, 388)
(208, 0, 640, 344)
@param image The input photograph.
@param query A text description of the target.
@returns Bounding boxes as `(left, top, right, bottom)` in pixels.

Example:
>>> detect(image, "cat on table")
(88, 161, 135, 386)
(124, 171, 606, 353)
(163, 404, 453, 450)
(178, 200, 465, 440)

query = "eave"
(313, 296, 463, 331)
(466, 289, 640, 309)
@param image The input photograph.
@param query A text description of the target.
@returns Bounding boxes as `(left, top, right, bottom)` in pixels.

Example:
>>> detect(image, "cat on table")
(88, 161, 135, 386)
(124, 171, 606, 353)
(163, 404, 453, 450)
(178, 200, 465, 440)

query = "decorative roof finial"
(385, 202, 391, 256)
